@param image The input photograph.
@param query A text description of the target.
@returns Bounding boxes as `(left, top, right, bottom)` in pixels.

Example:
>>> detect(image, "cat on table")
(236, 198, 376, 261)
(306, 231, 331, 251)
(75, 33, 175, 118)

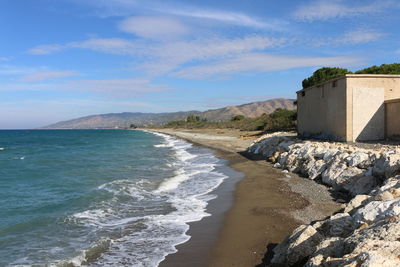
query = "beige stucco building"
(297, 74, 400, 142)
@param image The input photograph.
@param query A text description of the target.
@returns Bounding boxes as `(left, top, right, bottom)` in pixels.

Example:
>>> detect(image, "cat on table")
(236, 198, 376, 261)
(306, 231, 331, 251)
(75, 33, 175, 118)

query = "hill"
(44, 98, 295, 129)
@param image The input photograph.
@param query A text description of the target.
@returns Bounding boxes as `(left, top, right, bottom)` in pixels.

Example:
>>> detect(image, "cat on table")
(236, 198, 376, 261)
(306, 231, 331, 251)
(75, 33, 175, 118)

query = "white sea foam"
(56, 130, 229, 267)
(0, 147, 4, 151)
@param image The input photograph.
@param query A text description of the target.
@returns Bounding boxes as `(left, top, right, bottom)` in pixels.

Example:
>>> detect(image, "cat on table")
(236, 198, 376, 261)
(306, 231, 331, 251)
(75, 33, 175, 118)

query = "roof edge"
(297, 74, 400, 93)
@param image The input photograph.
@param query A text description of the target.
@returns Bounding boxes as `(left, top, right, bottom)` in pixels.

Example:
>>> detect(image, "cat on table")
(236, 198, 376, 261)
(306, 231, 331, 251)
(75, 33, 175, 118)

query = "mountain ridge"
(44, 98, 295, 129)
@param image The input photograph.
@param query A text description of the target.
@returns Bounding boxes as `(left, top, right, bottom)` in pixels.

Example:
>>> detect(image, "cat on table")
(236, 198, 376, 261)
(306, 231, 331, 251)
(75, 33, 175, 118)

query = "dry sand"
(151, 128, 339, 267)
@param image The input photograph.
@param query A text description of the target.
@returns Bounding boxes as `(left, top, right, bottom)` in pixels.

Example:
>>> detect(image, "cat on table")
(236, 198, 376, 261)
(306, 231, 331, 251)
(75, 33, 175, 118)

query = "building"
(297, 74, 400, 142)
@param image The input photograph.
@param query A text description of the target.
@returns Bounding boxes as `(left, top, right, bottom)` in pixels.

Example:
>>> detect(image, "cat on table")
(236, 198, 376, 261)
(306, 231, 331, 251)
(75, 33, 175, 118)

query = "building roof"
(296, 74, 400, 94)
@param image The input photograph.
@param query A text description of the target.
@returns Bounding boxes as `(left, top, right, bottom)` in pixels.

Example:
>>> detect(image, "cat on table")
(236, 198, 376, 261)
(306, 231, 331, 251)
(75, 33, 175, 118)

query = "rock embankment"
(247, 133, 400, 266)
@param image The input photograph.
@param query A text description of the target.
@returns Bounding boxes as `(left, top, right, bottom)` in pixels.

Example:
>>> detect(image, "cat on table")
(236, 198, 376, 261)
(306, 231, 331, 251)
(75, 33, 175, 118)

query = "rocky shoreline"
(247, 133, 400, 266)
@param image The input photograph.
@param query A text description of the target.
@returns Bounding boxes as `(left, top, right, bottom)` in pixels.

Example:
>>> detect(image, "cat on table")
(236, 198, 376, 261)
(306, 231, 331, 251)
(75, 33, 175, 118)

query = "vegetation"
(231, 115, 245, 121)
(302, 67, 352, 88)
(160, 110, 297, 132)
(265, 108, 297, 131)
(355, 63, 400, 74)
(302, 63, 400, 88)
(185, 115, 207, 123)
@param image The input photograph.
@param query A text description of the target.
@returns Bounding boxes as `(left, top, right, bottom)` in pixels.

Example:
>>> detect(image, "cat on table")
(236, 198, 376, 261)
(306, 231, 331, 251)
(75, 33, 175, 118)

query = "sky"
(1, 0, 399, 129)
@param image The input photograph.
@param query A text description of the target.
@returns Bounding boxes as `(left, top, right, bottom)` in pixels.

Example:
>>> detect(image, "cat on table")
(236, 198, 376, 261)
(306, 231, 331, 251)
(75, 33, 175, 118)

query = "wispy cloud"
(119, 16, 190, 39)
(0, 57, 11, 61)
(27, 44, 64, 55)
(63, 78, 167, 96)
(156, 7, 279, 29)
(27, 35, 287, 76)
(77, 0, 280, 29)
(338, 29, 384, 45)
(27, 38, 137, 55)
(1, 77, 168, 97)
(293, 0, 393, 21)
(173, 53, 364, 79)
(69, 38, 137, 54)
(20, 71, 78, 82)
(139, 36, 287, 75)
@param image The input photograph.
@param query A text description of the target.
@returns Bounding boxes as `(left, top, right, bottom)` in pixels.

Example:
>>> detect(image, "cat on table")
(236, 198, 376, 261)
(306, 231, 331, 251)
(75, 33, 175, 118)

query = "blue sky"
(1, 0, 399, 128)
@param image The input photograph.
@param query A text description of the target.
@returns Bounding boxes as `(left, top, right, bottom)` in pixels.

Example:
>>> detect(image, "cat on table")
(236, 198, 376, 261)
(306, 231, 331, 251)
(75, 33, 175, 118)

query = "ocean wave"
(48, 130, 228, 266)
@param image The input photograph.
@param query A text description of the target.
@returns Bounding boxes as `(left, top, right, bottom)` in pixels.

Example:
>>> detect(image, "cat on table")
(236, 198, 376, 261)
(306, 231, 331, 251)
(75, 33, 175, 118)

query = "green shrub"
(355, 63, 400, 74)
(231, 115, 245, 121)
(264, 109, 297, 132)
(302, 67, 352, 88)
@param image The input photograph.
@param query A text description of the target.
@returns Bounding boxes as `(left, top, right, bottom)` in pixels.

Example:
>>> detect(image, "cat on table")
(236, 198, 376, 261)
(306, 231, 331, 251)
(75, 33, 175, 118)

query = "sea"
(0, 129, 230, 266)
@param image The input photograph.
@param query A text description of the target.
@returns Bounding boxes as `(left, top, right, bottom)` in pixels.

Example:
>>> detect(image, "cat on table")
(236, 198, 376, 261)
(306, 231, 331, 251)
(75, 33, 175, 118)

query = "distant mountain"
(200, 98, 295, 122)
(43, 98, 295, 129)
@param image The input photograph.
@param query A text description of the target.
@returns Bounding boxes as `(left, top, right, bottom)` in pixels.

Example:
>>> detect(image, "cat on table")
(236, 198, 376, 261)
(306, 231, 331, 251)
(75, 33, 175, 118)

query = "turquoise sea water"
(0, 130, 228, 266)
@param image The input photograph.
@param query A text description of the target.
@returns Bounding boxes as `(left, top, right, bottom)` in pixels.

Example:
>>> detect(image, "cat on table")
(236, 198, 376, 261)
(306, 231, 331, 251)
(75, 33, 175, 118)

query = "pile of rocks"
(247, 133, 400, 266)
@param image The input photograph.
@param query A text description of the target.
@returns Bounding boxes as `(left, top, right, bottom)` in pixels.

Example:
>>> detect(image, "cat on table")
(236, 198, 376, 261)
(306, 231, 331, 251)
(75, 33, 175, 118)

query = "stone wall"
(247, 133, 400, 266)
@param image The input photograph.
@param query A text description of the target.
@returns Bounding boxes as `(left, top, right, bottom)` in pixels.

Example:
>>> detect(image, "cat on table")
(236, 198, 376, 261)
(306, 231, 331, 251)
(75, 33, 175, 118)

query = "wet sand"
(153, 129, 339, 266)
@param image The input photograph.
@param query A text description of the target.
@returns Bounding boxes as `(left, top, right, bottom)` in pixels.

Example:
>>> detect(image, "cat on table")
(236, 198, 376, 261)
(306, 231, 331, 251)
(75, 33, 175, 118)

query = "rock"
(321, 161, 347, 186)
(286, 153, 303, 173)
(310, 240, 400, 267)
(322, 163, 364, 189)
(307, 160, 328, 180)
(278, 140, 295, 152)
(271, 225, 324, 266)
(353, 198, 400, 225)
(305, 238, 345, 266)
(306, 220, 400, 267)
(325, 213, 355, 237)
(273, 162, 281, 169)
(299, 154, 315, 176)
(322, 149, 340, 162)
(371, 176, 400, 199)
(277, 152, 288, 167)
(373, 153, 400, 179)
(345, 152, 371, 169)
(342, 175, 378, 196)
(344, 195, 370, 214)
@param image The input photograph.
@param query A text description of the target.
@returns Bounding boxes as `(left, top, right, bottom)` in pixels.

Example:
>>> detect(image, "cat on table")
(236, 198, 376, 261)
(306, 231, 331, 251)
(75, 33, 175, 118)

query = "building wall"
(297, 77, 347, 140)
(347, 75, 400, 101)
(346, 75, 400, 141)
(385, 99, 400, 138)
(350, 87, 385, 141)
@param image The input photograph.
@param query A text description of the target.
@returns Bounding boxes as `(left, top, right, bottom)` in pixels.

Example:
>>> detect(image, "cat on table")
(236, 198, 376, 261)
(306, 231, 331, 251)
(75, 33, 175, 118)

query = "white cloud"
(119, 16, 189, 39)
(21, 71, 78, 82)
(338, 29, 384, 45)
(63, 78, 167, 96)
(173, 53, 364, 79)
(0, 57, 11, 61)
(1, 77, 168, 97)
(156, 7, 278, 29)
(27, 44, 64, 55)
(293, 0, 392, 21)
(27, 35, 286, 76)
(76, 0, 280, 29)
(28, 38, 138, 56)
(138, 36, 287, 75)
(69, 38, 137, 54)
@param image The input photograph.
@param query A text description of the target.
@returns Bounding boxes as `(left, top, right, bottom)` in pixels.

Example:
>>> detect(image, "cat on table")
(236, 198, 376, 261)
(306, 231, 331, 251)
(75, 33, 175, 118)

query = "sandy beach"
(151, 128, 340, 267)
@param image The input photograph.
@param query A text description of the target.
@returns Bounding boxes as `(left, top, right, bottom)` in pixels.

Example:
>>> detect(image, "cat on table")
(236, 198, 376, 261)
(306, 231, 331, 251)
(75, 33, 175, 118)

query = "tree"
(264, 109, 297, 132)
(302, 67, 352, 88)
(231, 115, 245, 121)
(355, 63, 400, 74)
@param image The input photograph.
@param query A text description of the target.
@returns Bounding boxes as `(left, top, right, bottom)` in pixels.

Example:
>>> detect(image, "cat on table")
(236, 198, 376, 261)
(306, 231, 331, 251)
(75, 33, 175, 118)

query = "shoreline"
(149, 129, 340, 266)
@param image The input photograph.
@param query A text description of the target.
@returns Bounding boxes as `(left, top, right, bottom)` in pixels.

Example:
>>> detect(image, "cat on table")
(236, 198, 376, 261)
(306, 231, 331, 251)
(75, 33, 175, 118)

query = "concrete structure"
(297, 74, 400, 142)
